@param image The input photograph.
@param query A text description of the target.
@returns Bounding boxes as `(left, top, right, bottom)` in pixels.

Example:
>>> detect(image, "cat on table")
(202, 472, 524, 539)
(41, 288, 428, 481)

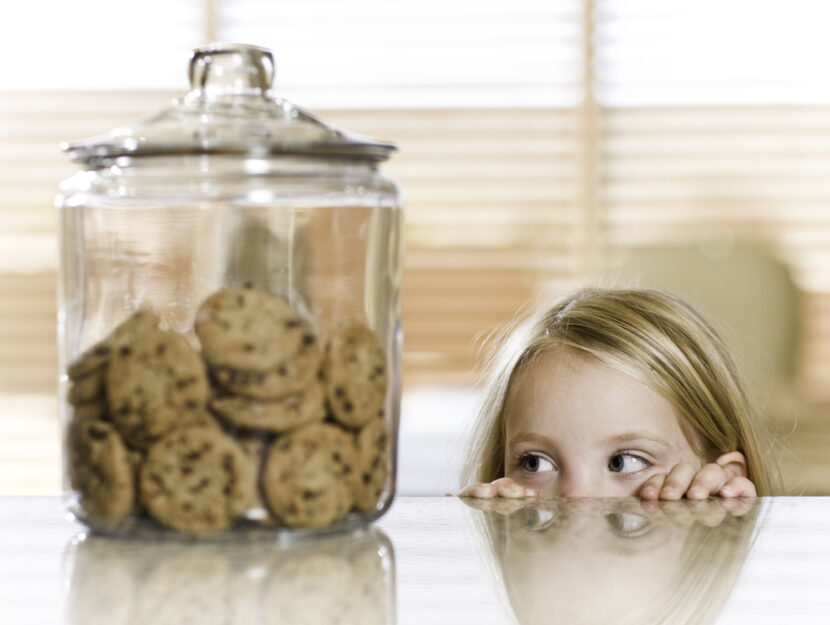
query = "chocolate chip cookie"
(323, 320, 387, 429)
(262, 423, 358, 528)
(67, 418, 135, 526)
(354, 417, 391, 514)
(195, 287, 315, 372)
(210, 380, 326, 433)
(139, 425, 254, 534)
(208, 341, 321, 400)
(67, 309, 160, 380)
(107, 329, 209, 449)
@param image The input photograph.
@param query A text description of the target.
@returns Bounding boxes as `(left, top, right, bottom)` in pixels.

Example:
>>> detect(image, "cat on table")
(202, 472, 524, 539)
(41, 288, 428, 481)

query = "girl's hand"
(459, 476, 539, 499)
(638, 451, 756, 501)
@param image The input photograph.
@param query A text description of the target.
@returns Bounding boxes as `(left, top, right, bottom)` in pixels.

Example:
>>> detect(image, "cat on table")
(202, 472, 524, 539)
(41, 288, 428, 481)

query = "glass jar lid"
(63, 43, 396, 164)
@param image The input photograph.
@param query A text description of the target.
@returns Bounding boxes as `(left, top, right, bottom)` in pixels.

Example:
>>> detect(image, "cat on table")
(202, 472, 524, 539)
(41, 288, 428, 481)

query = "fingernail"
(720, 485, 734, 497)
(688, 487, 702, 499)
(525, 489, 539, 498)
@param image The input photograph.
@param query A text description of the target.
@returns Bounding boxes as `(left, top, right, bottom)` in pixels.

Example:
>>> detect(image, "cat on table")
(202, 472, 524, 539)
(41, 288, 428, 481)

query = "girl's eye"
(521, 507, 560, 532)
(606, 512, 653, 537)
(608, 452, 650, 474)
(519, 453, 555, 473)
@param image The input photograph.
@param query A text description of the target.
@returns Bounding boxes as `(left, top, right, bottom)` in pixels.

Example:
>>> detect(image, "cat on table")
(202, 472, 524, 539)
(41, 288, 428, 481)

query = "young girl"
(460, 288, 776, 500)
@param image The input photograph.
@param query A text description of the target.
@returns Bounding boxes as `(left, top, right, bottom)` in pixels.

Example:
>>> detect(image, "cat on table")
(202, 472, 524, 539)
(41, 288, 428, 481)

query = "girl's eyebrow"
(602, 432, 673, 449)
(507, 432, 557, 448)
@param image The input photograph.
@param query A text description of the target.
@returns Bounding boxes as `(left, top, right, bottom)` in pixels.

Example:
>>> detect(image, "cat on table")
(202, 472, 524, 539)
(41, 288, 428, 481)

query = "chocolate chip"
(155, 343, 166, 355)
(243, 343, 255, 352)
(334, 387, 345, 398)
(94, 345, 111, 356)
(88, 425, 109, 440)
(119, 346, 131, 356)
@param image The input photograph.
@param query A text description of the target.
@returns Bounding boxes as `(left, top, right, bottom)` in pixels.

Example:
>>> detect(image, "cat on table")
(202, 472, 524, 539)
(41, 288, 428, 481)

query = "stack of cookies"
(65, 285, 391, 535)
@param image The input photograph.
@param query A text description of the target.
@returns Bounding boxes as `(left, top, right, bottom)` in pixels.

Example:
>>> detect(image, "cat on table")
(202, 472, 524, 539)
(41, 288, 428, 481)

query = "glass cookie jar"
(55, 43, 403, 537)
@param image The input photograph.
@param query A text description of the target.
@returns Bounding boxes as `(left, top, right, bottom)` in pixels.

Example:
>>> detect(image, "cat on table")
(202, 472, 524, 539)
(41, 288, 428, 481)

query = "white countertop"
(1, 496, 829, 625)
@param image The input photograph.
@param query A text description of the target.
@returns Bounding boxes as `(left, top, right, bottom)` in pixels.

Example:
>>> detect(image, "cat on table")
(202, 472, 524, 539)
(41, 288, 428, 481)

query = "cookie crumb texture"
(64, 288, 392, 535)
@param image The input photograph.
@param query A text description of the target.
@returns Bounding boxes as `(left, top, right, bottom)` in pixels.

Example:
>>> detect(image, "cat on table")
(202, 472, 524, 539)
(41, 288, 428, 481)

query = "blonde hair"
(461, 287, 776, 496)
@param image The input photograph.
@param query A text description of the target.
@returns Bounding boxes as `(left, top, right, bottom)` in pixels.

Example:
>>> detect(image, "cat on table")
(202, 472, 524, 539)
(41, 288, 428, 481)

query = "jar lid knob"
(188, 43, 275, 95)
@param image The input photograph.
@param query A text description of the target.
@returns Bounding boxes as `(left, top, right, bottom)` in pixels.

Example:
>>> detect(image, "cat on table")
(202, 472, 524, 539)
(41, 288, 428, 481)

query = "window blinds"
(594, 0, 830, 400)
(217, 0, 583, 109)
(2, 0, 830, 403)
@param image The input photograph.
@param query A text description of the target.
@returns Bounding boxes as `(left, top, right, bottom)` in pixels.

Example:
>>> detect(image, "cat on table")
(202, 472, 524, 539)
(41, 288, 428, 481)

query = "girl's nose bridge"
(554, 467, 597, 498)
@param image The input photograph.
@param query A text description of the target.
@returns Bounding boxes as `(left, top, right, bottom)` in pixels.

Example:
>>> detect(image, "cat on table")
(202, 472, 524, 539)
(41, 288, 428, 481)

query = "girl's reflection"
(63, 528, 395, 625)
(464, 497, 760, 625)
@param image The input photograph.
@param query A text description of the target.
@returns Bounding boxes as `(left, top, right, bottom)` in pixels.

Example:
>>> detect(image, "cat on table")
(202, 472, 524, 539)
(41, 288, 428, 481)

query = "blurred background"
(1, 0, 829, 495)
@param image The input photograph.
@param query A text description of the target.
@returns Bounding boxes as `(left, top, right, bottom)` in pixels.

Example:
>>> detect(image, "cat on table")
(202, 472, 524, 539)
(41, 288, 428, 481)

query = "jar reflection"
(63, 528, 395, 625)
(463, 498, 761, 625)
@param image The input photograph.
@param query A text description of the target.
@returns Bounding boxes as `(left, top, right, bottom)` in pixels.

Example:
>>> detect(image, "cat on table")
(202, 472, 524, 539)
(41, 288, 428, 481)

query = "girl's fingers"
(715, 451, 749, 480)
(492, 477, 538, 498)
(638, 473, 666, 500)
(657, 463, 697, 500)
(718, 476, 757, 498)
(686, 463, 728, 500)
(459, 478, 538, 499)
(458, 482, 497, 498)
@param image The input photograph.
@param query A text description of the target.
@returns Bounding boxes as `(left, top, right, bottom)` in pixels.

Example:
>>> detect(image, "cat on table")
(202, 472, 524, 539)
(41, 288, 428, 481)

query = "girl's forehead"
(504, 350, 692, 448)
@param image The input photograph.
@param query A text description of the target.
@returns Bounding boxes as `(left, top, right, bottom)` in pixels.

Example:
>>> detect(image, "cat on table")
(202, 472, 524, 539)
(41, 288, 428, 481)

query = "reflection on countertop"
(461, 497, 761, 625)
(63, 526, 395, 625)
(2, 496, 830, 625)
